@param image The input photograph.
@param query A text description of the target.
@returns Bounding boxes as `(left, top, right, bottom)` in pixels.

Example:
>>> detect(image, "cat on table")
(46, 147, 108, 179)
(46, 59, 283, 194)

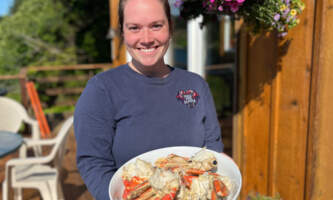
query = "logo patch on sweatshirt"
(176, 89, 199, 108)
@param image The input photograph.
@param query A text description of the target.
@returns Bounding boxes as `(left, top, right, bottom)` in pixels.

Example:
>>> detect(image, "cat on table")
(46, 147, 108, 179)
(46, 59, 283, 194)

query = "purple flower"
(274, 14, 280, 21)
(283, 8, 290, 18)
(210, 0, 215, 3)
(277, 24, 285, 32)
(285, 0, 290, 4)
(286, 16, 291, 23)
(278, 32, 288, 37)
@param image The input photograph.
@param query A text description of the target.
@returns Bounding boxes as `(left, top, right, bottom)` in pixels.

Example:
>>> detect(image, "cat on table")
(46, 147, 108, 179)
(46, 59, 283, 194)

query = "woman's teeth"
(140, 48, 155, 52)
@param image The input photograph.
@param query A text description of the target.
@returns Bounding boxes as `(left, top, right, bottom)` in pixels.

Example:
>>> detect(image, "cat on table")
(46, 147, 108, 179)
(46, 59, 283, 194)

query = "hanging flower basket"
(174, 0, 305, 37)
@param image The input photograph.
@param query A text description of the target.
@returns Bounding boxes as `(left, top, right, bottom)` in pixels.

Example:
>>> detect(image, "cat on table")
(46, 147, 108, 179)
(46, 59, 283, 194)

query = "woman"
(74, 0, 223, 199)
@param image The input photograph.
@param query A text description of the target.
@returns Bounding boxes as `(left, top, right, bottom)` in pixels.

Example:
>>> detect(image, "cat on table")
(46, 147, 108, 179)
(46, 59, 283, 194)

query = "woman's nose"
(141, 29, 154, 45)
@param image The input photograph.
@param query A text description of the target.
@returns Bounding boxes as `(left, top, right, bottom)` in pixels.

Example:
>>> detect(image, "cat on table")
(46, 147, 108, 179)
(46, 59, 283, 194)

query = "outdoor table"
(0, 130, 23, 158)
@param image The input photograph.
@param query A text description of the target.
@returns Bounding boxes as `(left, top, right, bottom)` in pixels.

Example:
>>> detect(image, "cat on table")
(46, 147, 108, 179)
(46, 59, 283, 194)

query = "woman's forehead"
(124, 0, 166, 18)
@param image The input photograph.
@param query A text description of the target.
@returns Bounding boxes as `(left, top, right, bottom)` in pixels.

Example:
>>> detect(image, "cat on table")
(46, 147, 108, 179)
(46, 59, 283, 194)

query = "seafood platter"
(109, 146, 242, 200)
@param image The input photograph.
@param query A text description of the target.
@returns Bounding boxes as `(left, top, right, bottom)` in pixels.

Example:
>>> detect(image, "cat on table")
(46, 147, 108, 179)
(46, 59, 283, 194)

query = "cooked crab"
(155, 148, 218, 175)
(122, 167, 180, 200)
(178, 173, 229, 200)
(121, 148, 230, 200)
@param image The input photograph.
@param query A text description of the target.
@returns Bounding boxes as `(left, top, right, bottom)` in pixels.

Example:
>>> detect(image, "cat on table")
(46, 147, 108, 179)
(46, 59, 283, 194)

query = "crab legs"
(121, 149, 229, 200)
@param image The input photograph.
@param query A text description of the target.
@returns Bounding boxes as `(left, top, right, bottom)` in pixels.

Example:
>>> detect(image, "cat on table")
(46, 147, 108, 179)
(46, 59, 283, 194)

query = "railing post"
(19, 68, 28, 109)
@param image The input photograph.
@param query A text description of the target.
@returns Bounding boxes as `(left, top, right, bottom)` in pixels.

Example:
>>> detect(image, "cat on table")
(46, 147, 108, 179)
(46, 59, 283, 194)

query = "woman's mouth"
(137, 46, 159, 54)
(141, 48, 155, 52)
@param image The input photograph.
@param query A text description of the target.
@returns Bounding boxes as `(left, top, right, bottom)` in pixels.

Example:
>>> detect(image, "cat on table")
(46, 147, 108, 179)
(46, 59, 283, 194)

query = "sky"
(0, 0, 14, 16)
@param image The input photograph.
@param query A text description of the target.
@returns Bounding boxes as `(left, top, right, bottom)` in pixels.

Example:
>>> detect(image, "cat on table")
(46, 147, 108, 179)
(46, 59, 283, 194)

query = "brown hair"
(118, 0, 173, 35)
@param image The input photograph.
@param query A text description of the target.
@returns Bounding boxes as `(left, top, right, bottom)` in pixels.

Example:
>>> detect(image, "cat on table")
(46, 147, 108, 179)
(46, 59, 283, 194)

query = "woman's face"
(123, 0, 170, 67)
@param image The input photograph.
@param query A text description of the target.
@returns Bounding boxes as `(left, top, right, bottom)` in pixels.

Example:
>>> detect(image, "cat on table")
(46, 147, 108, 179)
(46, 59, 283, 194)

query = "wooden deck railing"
(0, 63, 115, 108)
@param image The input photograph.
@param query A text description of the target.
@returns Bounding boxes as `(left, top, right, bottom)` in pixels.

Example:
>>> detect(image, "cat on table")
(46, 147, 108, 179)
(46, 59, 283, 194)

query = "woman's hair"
(118, 0, 172, 35)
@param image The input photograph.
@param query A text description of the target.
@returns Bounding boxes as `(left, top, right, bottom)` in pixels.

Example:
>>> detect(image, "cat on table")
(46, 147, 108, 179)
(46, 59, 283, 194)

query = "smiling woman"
(123, 0, 171, 77)
(74, 0, 224, 199)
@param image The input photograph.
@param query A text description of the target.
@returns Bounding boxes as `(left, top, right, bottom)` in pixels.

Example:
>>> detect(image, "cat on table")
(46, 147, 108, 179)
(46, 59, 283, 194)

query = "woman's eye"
(152, 24, 163, 30)
(128, 26, 139, 32)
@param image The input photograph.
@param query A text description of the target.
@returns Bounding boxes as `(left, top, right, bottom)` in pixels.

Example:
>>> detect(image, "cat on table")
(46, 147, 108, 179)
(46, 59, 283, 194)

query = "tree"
(0, 0, 77, 74)
(0, 0, 111, 74)
(0, 0, 111, 109)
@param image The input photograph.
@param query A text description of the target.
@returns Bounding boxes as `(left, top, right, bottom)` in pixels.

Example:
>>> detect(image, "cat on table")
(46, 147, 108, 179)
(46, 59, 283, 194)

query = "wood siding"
(306, 0, 333, 199)
(235, 0, 333, 199)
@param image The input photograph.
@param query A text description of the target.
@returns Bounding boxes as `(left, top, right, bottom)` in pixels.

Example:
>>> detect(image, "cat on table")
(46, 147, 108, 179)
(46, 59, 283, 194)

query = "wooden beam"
(306, 0, 333, 199)
(235, 31, 278, 198)
(35, 75, 91, 83)
(28, 63, 114, 72)
(268, 0, 315, 198)
(45, 88, 85, 96)
(109, 0, 127, 65)
(0, 74, 25, 80)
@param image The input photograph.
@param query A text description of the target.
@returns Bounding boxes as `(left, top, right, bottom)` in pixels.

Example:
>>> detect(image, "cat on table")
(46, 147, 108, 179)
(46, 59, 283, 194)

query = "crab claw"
(185, 168, 206, 175)
(213, 179, 229, 197)
(211, 189, 218, 200)
(134, 188, 155, 200)
(160, 188, 177, 200)
(182, 175, 196, 188)
(124, 181, 151, 200)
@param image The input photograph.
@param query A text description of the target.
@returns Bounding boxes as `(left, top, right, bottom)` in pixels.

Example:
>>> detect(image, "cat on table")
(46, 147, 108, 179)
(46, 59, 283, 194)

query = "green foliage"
(0, 0, 77, 74)
(247, 193, 282, 200)
(0, 0, 110, 73)
(0, 0, 111, 112)
(59, 0, 111, 63)
(206, 75, 231, 116)
(44, 105, 75, 114)
(239, 0, 305, 36)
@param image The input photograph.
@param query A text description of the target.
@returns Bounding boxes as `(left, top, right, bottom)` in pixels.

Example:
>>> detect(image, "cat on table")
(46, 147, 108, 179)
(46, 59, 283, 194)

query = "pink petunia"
(230, 3, 239, 12)
(237, 0, 245, 3)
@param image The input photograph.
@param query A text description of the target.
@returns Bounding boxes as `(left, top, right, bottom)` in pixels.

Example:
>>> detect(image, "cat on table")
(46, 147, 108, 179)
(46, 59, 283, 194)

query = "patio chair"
(0, 97, 41, 156)
(2, 115, 74, 200)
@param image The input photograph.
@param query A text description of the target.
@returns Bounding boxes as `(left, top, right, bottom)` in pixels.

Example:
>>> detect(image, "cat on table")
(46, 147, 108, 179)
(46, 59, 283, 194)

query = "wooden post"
(306, 0, 333, 199)
(109, 0, 127, 66)
(19, 68, 28, 108)
(235, 31, 279, 198)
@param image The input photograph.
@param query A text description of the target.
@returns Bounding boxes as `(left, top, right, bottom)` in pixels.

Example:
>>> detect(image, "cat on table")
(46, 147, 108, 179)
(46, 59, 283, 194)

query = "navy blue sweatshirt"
(74, 64, 223, 199)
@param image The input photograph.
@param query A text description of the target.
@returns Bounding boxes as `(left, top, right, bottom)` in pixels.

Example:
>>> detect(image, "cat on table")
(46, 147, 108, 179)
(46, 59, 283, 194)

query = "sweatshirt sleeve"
(74, 76, 117, 200)
(203, 81, 224, 153)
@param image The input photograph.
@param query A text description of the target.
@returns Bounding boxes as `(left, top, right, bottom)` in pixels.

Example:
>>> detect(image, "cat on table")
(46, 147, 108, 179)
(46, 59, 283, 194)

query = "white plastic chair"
(2, 116, 74, 200)
(0, 96, 40, 140)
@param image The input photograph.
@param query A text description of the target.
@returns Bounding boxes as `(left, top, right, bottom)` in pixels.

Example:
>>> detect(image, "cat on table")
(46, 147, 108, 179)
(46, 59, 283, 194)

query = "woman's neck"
(129, 60, 171, 78)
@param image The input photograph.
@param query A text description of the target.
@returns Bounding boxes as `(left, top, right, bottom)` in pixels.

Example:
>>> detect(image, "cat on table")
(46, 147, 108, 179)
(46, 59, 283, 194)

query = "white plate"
(109, 146, 242, 200)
